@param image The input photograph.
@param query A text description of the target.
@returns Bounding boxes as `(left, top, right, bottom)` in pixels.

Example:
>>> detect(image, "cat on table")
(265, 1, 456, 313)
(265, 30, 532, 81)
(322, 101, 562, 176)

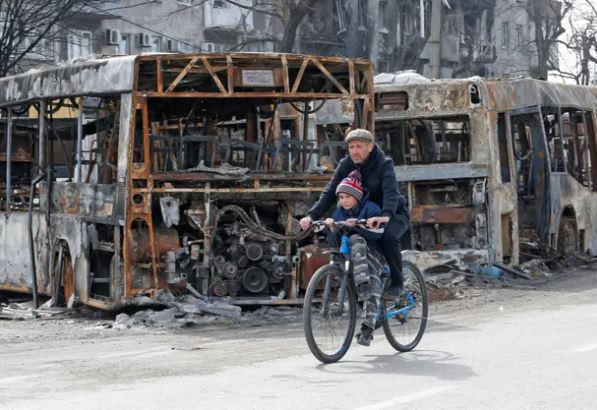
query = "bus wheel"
(557, 216, 579, 256)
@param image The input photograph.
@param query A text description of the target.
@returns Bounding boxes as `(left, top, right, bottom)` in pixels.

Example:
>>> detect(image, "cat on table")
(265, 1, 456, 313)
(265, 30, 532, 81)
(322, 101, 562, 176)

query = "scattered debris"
(112, 301, 299, 329)
(421, 256, 567, 301)
(181, 160, 250, 176)
(493, 263, 532, 280)
(0, 301, 79, 321)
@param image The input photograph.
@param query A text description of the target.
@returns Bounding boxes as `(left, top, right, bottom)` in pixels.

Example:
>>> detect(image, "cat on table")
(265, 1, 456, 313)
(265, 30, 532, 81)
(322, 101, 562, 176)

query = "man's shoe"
(386, 284, 404, 298)
(356, 326, 374, 346)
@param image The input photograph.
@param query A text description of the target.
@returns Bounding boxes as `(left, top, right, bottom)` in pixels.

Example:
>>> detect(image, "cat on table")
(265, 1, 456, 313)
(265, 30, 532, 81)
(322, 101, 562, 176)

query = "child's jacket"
(326, 193, 383, 252)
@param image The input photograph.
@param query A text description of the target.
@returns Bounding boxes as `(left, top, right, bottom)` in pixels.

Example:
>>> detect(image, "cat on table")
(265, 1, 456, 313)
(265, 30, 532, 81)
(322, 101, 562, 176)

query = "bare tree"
(554, 0, 597, 84)
(0, 0, 107, 77)
(223, 0, 319, 52)
(525, 0, 572, 79)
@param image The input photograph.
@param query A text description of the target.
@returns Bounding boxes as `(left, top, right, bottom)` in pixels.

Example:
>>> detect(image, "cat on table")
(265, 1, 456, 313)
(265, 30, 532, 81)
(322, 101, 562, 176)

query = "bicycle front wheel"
(303, 264, 357, 363)
(383, 260, 428, 352)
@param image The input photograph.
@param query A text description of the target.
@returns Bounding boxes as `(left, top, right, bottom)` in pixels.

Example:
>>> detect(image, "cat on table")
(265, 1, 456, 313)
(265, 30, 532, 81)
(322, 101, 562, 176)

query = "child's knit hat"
(335, 170, 363, 202)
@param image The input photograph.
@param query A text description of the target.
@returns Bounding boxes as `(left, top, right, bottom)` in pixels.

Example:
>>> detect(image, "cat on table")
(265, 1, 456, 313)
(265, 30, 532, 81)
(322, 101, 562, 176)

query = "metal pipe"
(38, 100, 46, 171)
(429, 0, 442, 79)
(302, 102, 310, 170)
(28, 172, 45, 310)
(420, 0, 425, 38)
(45, 111, 54, 306)
(75, 98, 84, 182)
(5, 108, 12, 210)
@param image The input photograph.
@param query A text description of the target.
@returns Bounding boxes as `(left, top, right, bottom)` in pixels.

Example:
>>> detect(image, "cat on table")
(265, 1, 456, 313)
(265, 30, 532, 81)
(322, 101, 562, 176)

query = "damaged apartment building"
(14, 0, 561, 81)
(297, 0, 561, 79)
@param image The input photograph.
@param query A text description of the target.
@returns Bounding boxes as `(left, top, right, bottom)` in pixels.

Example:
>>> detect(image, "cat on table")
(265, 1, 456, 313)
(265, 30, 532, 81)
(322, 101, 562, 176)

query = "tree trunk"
(279, 0, 319, 53)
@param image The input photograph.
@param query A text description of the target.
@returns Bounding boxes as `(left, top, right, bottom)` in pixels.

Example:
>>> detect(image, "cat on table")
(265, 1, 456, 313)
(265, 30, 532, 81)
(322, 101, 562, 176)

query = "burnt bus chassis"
(0, 53, 374, 310)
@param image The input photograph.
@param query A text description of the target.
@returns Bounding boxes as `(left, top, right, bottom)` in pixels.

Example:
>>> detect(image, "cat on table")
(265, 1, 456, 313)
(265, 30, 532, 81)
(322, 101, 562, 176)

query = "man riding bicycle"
(299, 128, 410, 298)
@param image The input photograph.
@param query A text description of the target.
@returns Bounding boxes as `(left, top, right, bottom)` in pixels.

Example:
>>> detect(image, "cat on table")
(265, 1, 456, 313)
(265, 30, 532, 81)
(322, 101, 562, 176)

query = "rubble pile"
(421, 258, 563, 301)
(0, 301, 79, 321)
(240, 306, 301, 323)
(113, 289, 242, 329)
(111, 287, 303, 329)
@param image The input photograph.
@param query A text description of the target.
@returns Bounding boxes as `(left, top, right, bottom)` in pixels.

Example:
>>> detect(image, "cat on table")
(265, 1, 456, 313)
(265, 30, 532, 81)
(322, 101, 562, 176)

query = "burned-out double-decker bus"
(0, 53, 374, 309)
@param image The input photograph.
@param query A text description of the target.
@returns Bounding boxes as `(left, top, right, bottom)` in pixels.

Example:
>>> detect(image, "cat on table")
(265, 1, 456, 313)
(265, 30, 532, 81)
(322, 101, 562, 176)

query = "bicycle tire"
(304, 264, 357, 363)
(382, 260, 428, 352)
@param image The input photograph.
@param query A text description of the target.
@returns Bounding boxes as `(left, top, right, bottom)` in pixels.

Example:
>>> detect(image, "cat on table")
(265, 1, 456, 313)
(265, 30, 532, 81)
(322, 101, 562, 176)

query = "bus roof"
(375, 77, 597, 118)
(0, 52, 372, 108)
(0, 55, 137, 108)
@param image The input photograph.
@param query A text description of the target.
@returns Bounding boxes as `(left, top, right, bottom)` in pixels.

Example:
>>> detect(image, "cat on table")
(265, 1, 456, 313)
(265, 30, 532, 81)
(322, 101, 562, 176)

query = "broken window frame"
(377, 115, 472, 166)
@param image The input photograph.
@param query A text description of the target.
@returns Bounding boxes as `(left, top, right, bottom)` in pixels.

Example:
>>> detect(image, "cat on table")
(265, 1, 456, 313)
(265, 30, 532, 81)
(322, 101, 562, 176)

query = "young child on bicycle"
(323, 170, 386, 346)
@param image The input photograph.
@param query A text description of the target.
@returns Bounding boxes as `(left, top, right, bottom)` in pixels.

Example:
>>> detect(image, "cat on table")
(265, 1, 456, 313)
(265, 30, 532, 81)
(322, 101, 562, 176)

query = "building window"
(501, 22, 509, 49)
(379, 0, 389, 32)
(205, 42, 222, 52)
(179, 42, 196, 53)
(118, 33, 130, 54)
(334, 0, 347, 33)
(67, 31, 92, 59)
(515, 24, 523, 49)
(213, 0, 226, 7)
(151, 36, 161, 52)
(358, 0, 367, 29)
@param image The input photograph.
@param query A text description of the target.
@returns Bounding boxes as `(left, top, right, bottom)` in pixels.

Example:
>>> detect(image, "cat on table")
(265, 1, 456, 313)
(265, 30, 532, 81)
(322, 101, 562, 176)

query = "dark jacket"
(325, 194, 383, 252)
(309, 144, 407, 220)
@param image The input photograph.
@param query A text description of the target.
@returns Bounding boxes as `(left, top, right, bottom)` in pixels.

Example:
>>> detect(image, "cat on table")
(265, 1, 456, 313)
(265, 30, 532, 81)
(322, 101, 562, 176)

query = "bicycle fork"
(320, 263, 349, 317)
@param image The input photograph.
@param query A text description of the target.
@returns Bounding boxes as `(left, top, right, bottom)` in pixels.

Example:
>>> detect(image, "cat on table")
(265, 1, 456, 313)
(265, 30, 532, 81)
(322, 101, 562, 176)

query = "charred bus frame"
(0, 53, 374, 309)
(374, 78, 597, 270)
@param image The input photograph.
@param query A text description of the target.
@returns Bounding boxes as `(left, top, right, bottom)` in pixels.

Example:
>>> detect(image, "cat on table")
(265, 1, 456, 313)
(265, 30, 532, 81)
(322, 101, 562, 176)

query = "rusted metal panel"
(298, 245, 331, 290)
(232, 67, 284, 88)
(39, 183, 116, 221)
(130, 227, 179, 263)
(548, 173, 597, 254)
(410, 206, 475, 224)
(375, 79, 474, 119)
(485, 79, 597, 112)
(394, 163, 490, 182)
(0, 212, 50, 294)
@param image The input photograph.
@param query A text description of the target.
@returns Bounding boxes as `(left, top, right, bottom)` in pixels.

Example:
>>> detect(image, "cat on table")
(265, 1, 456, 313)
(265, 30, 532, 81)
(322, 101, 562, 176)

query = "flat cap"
(344, 128, 374, 144)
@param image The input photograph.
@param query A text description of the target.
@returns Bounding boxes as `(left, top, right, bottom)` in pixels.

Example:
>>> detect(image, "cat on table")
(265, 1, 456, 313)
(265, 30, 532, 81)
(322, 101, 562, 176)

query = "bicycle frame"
(321, 228, 416, 323)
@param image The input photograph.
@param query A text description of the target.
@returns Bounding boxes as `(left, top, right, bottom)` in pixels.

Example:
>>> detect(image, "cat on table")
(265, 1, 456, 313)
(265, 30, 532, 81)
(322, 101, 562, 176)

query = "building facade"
(5, 0, 561, 79)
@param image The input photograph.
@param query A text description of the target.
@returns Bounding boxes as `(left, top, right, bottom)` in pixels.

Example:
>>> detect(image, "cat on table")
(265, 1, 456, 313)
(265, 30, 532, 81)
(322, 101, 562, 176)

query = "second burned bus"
(373, 77, 597, 270)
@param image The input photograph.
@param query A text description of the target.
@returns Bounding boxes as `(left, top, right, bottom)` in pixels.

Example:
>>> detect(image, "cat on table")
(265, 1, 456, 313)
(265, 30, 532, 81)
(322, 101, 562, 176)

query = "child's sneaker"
(356, 325, 374, 346)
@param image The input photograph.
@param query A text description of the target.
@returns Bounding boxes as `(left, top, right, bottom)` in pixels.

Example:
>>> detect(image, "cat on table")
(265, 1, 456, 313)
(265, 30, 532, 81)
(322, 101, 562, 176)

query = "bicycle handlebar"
(311, 219, 385, 234)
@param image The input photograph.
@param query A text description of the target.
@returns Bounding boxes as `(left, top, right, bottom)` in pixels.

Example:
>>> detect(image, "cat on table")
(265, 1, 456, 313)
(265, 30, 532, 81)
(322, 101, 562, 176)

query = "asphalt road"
(1, 265, 596, 410)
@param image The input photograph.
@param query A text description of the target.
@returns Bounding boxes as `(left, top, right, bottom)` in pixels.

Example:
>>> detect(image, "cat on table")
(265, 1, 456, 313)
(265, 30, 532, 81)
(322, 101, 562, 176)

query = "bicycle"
(303, 219, 428, 364)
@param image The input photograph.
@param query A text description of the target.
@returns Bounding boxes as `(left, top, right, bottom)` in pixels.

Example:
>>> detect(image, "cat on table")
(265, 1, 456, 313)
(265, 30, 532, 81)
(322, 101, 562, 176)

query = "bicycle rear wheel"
(304, 264, 357, 363)
(383, 260, 428, 352)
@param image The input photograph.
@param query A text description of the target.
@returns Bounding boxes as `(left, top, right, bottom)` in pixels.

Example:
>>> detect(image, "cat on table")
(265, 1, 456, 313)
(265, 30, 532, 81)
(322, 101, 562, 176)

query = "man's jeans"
(380, 213, 410, 288)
